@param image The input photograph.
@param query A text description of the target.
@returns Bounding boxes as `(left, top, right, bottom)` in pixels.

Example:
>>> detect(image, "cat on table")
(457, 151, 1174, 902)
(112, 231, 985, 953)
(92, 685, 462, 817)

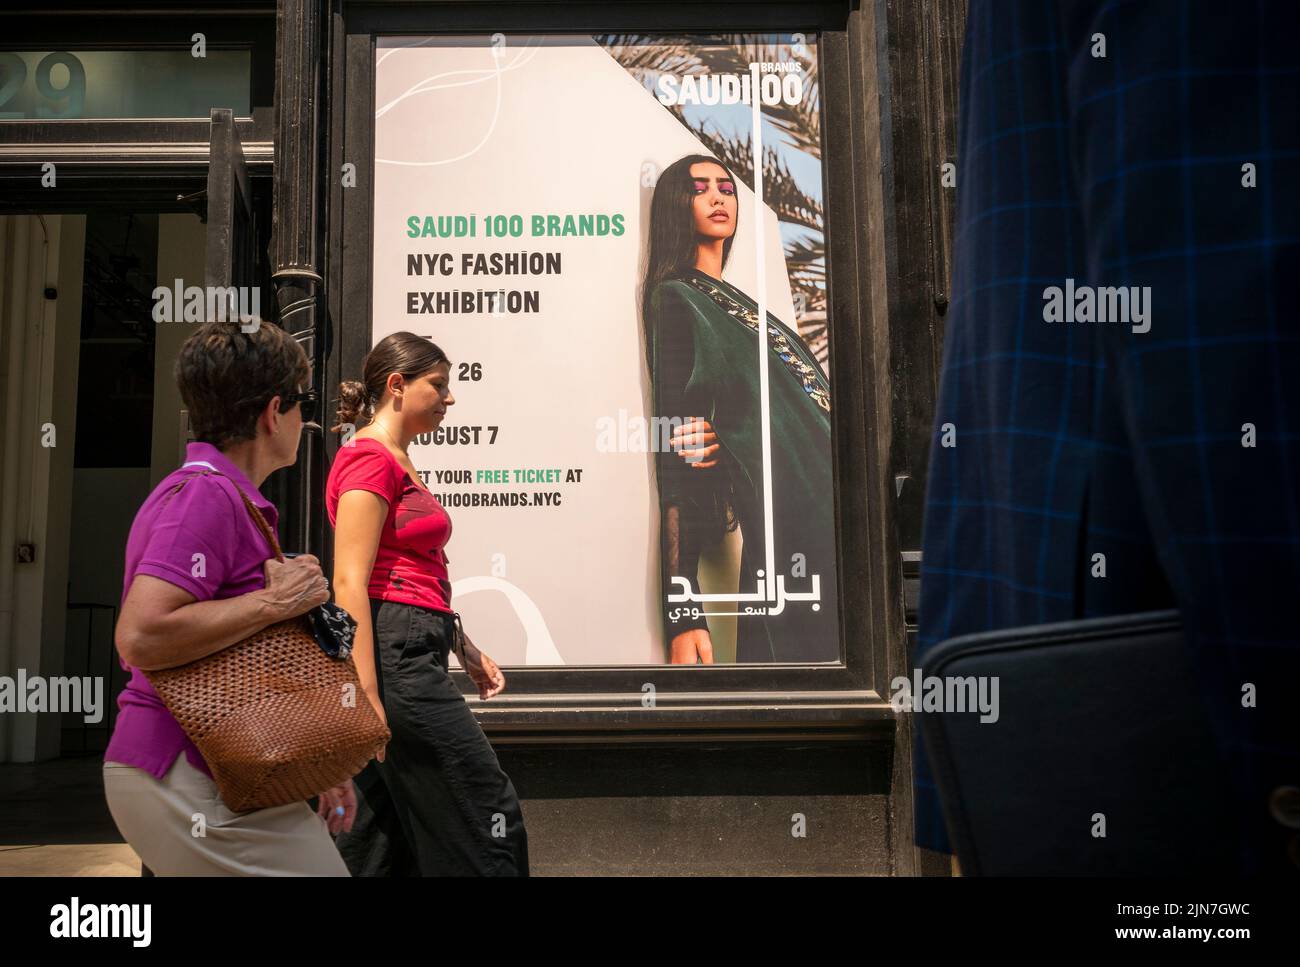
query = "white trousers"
(103, 754, 350, 876)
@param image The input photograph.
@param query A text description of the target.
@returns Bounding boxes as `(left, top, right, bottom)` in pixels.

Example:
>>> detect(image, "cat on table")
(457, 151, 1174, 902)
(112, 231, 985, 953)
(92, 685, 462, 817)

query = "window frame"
(0, 12, 276, 209)
(326, 0, 898, 738)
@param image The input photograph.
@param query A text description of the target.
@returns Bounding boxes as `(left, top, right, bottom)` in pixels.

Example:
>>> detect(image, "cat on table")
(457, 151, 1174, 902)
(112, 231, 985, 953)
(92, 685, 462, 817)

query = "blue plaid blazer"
(916, 0, 1300, 873)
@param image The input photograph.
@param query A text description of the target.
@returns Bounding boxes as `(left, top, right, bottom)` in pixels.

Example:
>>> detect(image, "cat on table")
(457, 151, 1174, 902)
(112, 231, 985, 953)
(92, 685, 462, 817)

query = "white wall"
(0, 214, 84, 761)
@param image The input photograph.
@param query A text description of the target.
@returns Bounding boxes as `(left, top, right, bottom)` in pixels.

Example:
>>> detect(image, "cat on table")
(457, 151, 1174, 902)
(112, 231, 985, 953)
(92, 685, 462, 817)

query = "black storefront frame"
(0, 11, 276, 208)
(0, 0, 964, 874)
(325, 1, 903, 741)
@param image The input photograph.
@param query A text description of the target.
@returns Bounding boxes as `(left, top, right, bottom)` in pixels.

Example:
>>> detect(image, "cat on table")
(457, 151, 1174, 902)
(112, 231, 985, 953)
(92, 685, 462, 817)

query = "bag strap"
(163, 462, 285, 564)
(225, 476, 286, 564)
(157, 465, 210, 508)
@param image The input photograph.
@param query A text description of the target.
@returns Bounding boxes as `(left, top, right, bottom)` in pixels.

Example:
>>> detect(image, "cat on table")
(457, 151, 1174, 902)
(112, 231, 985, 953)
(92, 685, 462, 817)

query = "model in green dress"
(642, 154, 838, 663)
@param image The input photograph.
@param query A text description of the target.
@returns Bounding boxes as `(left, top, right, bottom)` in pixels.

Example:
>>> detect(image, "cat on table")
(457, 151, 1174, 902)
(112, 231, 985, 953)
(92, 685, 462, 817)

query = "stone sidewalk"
(0, 756, 141, 876)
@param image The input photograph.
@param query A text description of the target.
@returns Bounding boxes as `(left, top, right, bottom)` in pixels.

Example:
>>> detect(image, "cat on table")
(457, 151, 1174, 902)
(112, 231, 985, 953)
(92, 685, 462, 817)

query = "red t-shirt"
(326, 438, 453, 612)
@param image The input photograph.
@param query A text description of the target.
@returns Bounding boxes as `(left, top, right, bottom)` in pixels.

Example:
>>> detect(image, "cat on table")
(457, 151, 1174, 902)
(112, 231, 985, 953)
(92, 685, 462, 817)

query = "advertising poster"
(371, 32, 838, 665)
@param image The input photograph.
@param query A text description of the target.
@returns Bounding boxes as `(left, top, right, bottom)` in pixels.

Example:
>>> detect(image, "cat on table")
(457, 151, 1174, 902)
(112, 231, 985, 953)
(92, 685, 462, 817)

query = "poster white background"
(372, 35, 797, 664)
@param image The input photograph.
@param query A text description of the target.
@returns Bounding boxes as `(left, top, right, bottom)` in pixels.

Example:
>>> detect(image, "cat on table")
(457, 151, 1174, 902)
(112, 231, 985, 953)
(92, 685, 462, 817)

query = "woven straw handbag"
(144, 469, 390, 812)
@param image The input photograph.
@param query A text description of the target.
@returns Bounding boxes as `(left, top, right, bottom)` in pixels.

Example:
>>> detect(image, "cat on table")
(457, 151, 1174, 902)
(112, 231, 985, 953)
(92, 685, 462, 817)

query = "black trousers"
(335, 598, 529, 876)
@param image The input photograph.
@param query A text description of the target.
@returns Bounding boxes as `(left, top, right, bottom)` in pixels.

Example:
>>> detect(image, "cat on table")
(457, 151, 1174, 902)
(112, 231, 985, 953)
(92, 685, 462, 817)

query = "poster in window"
(371, 33, 837, 665)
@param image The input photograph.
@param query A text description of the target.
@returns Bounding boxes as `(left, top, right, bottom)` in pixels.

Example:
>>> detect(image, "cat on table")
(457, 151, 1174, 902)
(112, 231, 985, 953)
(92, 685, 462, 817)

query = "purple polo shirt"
(104, 441, 280, 779)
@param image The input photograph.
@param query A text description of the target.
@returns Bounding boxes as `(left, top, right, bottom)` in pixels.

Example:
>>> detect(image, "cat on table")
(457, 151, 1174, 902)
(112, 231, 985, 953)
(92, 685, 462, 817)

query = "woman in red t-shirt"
(326, 331, 528, 876)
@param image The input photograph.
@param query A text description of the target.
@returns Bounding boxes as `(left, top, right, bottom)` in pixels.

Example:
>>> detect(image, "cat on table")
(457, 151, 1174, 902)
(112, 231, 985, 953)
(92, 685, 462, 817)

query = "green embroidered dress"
(648, 270, 839, 662)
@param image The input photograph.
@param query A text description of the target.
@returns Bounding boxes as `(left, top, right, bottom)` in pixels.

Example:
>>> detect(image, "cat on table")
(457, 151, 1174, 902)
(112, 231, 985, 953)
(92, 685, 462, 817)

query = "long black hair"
(639, 154, 739, 325)
(640, 154, 742, 546)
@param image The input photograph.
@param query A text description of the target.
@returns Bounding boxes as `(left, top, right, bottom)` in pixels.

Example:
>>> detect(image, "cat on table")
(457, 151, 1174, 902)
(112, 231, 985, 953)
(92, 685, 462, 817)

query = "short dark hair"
(175, 318, 312, 448)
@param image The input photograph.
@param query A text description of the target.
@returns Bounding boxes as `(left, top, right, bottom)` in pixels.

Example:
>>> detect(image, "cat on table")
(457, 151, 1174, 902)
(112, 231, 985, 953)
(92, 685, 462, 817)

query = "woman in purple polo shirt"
(103, 318, 354, 876)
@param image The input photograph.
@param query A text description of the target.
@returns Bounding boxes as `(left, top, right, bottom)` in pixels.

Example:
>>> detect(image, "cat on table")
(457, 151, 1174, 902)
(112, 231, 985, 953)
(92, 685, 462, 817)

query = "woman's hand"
(365, 689, 388, 763)
(260, 554, 330, 620)
(461, 641, 506, 700)
(671, 418, 720, 468)
(670, 628, 715, 664)
(315, 778, 357, 835)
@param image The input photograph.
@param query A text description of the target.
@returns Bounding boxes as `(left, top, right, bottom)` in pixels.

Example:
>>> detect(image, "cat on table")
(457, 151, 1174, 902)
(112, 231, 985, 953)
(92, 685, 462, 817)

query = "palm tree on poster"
(598, 34, 828, 368)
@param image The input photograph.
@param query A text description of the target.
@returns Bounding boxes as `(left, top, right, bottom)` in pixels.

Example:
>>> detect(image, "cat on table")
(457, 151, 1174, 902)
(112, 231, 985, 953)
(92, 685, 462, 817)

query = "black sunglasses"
(281, 389, 318, 422)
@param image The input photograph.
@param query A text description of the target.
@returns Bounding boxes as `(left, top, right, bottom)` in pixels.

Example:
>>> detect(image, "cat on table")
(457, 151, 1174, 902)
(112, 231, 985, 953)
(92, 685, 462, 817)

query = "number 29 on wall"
(0, 53, 86, 119)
